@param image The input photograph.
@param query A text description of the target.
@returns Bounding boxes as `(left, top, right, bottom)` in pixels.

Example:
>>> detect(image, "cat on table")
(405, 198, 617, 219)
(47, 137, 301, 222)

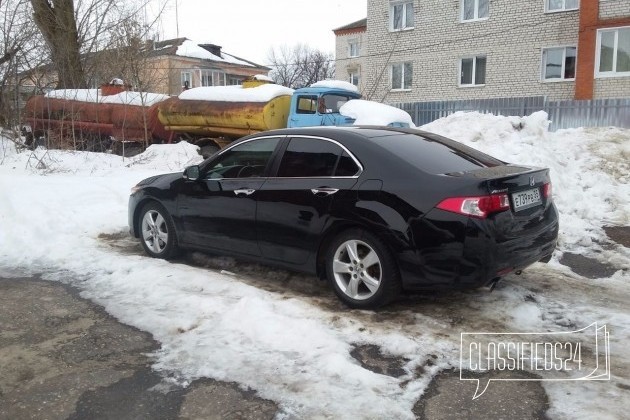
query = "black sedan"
(129, 126, 558, 308)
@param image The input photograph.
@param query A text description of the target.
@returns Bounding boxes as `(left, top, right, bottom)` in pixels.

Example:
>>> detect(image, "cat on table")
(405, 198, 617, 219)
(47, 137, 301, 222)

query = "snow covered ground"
(0, 112, 629, 419)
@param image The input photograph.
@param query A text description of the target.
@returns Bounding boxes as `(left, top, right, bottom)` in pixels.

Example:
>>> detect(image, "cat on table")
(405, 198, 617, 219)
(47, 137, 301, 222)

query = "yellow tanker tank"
(158, 80, 293, 139)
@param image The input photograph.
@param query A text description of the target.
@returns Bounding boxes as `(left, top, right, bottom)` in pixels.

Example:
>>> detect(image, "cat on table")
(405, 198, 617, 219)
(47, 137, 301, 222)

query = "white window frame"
(389, 1, 414, 32)
(200, 70, 212, 87)
(460, 0, 489, 23)
(459, 55, 486, 87)
(390, 62, 413, 91)
(541, 46, 577, 82)
(348, 39, 359, 57)
(595, 26, 630, 78)
(349, 71, 360, 86)
(212, 70, 226, 86)
(545, 0, 580, 13)
(181, 71, 192, 89)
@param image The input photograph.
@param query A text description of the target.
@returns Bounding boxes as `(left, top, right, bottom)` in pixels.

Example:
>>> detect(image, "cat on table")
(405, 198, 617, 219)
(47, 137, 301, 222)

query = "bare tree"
(267, 44, 334, 89)
(0, 0, 46, 127)
(30, 0, 86, 88)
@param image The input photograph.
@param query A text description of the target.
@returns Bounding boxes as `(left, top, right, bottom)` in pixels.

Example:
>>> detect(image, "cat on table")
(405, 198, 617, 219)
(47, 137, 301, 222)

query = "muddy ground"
(1, 225, 627, 419)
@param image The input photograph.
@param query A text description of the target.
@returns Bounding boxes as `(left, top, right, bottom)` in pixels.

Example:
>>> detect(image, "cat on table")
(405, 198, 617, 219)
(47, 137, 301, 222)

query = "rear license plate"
(512, 187, 541, 211)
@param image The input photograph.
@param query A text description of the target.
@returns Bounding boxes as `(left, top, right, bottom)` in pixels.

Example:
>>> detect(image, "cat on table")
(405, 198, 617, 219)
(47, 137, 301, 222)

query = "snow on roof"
(179, 84, 294, 102)
(45, 89, 169, 107)
(176, 39, 254, 67)
(340, 100, 415, 126)
(253, 74, 274, 82)
(310, 80, 359, 93)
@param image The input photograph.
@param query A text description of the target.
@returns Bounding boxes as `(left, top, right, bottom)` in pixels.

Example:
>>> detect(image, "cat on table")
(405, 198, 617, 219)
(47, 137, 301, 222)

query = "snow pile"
(311, 79, 359, 93)
(179, 84, 294, 102)
(421, 111, 630, 253)
(0, 141, 201, 176)
(46, 89, 169, 106)
(341, 99, 415, 127)
(1, 112, 629, 419)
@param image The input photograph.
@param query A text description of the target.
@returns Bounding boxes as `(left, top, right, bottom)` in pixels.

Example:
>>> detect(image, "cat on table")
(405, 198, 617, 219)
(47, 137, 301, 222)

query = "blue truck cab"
(287, 86, 362, 128)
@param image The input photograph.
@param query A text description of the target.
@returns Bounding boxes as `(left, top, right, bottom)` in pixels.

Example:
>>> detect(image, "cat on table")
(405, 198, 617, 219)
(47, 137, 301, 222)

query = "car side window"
(205, 137, 280, 179)
(277, 138, 346, 178)
(335, 151, 360, 177)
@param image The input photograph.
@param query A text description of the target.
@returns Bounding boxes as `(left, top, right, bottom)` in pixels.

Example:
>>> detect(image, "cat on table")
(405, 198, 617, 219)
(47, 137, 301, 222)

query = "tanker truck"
(22, 79, 171, 156)
(157, 76, 414, 157)
(22, 76, 413, 157)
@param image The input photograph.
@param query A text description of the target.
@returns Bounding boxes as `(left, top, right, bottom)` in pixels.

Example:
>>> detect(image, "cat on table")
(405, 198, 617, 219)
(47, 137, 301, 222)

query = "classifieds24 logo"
(460, 322, 610, 399)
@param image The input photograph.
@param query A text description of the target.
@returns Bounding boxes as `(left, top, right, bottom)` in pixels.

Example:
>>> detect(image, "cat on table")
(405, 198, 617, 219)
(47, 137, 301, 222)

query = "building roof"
(333, 18, 367, 35)
(147, 38, 269, 70)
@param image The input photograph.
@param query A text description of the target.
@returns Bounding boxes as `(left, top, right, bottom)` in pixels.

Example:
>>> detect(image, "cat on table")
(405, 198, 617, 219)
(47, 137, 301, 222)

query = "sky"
(1, 112, 629, 417)
(147, 0, 367, 66)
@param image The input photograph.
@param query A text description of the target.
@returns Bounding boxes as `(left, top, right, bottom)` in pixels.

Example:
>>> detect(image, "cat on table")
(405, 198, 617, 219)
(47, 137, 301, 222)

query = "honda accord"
(129, 126, 558, 308)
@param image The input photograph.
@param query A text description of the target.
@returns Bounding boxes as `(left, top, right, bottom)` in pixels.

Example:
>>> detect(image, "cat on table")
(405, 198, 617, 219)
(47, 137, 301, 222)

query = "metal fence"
(394, 97, 630, 131)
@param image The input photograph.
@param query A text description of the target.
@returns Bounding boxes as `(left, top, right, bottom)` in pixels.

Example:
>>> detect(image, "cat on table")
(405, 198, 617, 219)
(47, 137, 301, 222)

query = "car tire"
(138, 202, 180, 259)
(326, 229, 401, 309)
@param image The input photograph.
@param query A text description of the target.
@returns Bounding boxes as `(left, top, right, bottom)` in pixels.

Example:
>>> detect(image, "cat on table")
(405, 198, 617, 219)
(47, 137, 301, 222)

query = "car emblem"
(529, 176, 535, 187)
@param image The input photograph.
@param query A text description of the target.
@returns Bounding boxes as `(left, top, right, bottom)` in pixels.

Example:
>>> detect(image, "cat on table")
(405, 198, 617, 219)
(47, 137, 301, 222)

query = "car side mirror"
(183, 165, 201, 180)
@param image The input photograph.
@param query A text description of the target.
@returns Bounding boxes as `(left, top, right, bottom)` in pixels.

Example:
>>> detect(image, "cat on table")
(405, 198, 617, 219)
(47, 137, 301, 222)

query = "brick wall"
(599, 0, 630, 19)
(334, 30, 368, 93)
(363, 0, 580, 103)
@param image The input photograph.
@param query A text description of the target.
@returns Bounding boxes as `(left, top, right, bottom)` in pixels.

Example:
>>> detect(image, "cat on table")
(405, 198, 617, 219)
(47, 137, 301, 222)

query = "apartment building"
(334, 0, 630, 102)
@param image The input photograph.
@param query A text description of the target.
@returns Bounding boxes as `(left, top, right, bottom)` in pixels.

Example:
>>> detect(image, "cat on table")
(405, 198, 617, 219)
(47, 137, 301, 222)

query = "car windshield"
(376, 132, 504, 174)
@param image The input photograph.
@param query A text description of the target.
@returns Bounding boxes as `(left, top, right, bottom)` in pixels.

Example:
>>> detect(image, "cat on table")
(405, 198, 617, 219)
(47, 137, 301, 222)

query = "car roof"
(244, 125, 414, 140)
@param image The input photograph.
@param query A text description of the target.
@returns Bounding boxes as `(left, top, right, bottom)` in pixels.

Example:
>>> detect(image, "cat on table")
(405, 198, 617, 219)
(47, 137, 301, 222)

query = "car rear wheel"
(326, 229, 401, 309)
(139, 202, 180, 259)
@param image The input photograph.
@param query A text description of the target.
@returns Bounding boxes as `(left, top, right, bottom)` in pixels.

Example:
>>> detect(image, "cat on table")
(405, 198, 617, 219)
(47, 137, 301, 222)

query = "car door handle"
(311, 187, 339, 196)
(234, 188, 256, 196)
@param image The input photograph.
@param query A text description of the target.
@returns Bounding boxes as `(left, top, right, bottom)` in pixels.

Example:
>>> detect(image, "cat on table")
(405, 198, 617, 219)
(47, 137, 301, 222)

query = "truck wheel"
(139, 202, 180, 259)
(326, 229, 401, 309)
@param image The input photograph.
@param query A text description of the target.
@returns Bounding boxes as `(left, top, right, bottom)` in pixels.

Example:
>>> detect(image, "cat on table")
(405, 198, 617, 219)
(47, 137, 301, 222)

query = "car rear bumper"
(399, 203, 559, 291)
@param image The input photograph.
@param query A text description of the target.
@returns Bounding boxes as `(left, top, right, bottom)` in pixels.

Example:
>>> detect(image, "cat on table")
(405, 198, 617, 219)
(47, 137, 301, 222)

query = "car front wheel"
(139, 202, 180, 259)
(326, 229, 401, 309)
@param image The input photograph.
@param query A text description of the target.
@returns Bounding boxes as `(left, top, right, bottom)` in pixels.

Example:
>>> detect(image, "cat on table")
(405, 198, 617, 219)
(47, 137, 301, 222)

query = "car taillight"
(436, 193, 511, 219)
(543, 182, 552, 198)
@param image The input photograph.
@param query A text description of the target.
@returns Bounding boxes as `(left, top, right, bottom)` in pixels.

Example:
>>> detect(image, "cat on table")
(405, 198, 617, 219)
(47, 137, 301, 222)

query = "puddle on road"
(350, 344, 409, 378)
(604, 225, 630, 248)
(559, 252, 621, 279)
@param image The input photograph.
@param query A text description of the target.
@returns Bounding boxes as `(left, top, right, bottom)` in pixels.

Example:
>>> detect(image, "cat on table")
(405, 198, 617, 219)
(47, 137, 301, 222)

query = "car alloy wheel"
(332, 239, 382, 301)
(139, 202, 179, 259)
(327, 229, 400, 308)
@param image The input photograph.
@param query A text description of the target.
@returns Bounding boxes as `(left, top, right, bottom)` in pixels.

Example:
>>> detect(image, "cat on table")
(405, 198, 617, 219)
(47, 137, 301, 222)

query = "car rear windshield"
(378, 132, 504, 174)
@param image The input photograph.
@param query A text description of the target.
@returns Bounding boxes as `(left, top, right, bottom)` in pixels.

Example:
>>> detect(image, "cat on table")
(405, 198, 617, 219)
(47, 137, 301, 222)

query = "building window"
(460, 56, 486, 86)
(349, 71, 360, 86)
(390, 1, 414, 31)
(461, 0, 489, 22)
(181, 71, 192, 90)
(546, 0, 579, 12)
(597, 27, 630, 77)
(542, 47, 576, 80)
(200, 70, 212, 87)
(349, 40, 359, 57)
(391, 62, 412, 90)
(228, 77, 243, 85)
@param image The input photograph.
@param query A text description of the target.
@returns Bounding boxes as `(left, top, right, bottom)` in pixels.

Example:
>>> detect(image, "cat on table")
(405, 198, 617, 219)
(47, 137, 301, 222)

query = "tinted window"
(278, 138, 342, 177)
(335, 151, 360, 176)
(205, 137, 280, 179)
(377, 133, 503, 174)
